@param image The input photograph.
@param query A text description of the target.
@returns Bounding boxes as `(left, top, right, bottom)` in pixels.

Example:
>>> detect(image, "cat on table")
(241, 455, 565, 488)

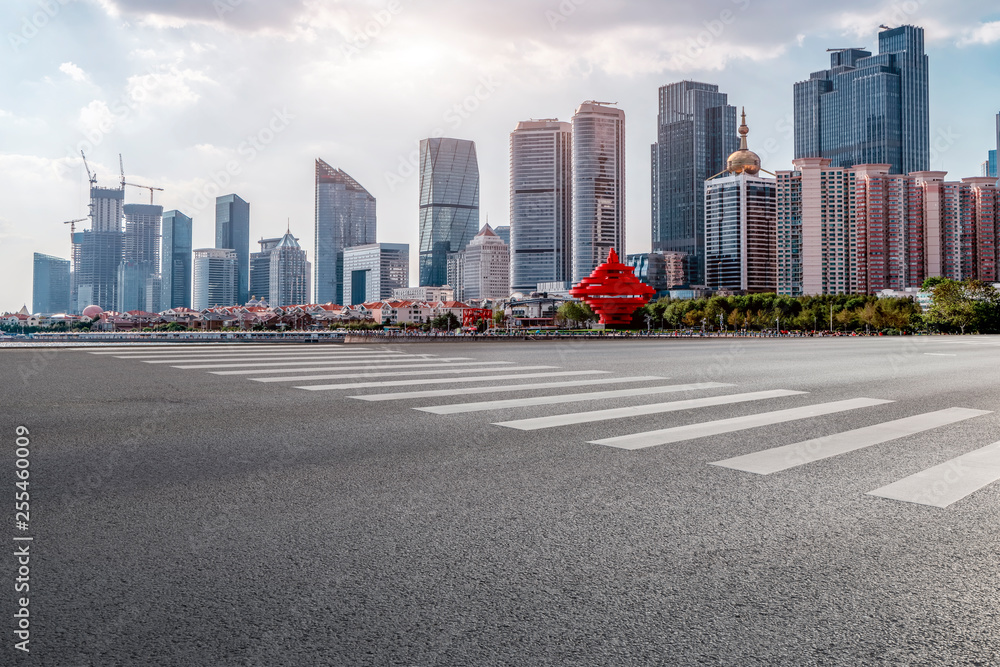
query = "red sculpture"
(569, 248, 655, 327)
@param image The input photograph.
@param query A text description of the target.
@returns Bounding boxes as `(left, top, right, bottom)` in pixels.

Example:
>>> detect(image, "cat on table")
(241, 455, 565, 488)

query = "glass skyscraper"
(161, 210, 193, 310)
(118, 203, 162, 312)
(342, 243, 409, 306)
(509, 119, 573, 293)
(215, 193, 250, 306)
(651, 81, 737, 287)
(418, 138, 480, 287)
(192, 248, 238, 310)
(572, 102, 626, 284)
(314, 159, 376, 305)
(793, 25, 929, 175)
(73, 185, 124, 312)
(32, 253, 71, 314)
(269, 231, 311, 308)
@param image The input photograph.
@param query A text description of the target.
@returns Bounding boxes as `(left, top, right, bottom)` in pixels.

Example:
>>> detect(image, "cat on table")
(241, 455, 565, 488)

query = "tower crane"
(119, 153, 126, 189)
(80, 150, 97, 185)
(124, 182, 165, 204)
(62, 218, 88, 245)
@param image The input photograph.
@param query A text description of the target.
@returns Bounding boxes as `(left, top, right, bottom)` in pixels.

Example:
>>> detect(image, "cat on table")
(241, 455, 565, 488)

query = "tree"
(927, 279, 977, 334)
(431, 312, 461, 330)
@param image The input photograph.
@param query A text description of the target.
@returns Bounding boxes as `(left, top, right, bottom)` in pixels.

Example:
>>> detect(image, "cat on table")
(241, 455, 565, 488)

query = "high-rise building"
(215, 194, 250, 306)
(572, 102, 626, 284)
(32, 253, 71, 314)
(342, 243, 410, 306)
(269, 231, 311, 307)
(249, 236, 283, 303)
(651, 82, 737, 286)
(509, 119, 573, 293)
(704, 112, 776, 293)
(418, 138, 480, 286)
(192, 248, 238, 310)
(626, 251, 688, 294)
(793, 25, 929, 175)
(118, 203, 162, 312)
(314, 159, 377, 305)
(492, 225, 511, 247)
(73, 185, 124, 312)
(450, 224, 510, 302)
(161, 210, 193, 310)
(776, 159, 1000, 295)
(983, 113, 999, 178)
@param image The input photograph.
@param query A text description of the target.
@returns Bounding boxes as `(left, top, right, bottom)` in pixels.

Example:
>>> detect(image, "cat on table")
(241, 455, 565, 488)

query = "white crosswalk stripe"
(350, 376, 669, 402)
(417, 382, 735, 415)
(590, 398, 893, 450)
(867, 440, 1000, 508)
(494, 389, 807, 431)
(212, 358, 478, 375)
(84, 344, 339, 353)
(143, 353, 423, 364)
(710, 408, 991, 474)
(251, 363, 541, 382)
(169, 356, 470, 369)
(110, 349, 387, 359)
(297, 370, 610, 391)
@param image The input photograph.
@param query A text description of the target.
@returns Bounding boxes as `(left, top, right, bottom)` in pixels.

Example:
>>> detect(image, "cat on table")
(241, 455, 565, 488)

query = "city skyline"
(4, 1, 1000, 310)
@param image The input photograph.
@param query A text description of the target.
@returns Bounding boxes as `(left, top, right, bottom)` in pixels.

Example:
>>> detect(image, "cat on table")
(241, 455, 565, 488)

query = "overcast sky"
(2, 0, 1000, 311)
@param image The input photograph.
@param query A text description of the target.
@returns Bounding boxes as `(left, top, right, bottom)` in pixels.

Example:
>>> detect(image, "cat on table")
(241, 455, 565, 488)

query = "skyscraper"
(572, 102, 626, 284)
(704, 112, 776, 294)
(342, 243, 410, 306)
(651, 81, 737, 286)
(250, 236, 283, 303)
(793, 25, 929, 175)
(32, 253, 71, 314)
(215, 194, 250, 306)
(509, 119, 573, 293)
(118, 203, 162, 312)
(451, 224, 510, 302)
(73, 185, 124, 312)
(314, 159, 376, 305)
(192, 248, 238, 310)
(161, 210, 193, 310)
(418, 138, 480, 287)
(269, 231, 311, 307)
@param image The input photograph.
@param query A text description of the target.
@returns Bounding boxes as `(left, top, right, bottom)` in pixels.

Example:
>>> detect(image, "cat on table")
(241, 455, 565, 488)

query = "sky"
(2, 0, 1000, 311)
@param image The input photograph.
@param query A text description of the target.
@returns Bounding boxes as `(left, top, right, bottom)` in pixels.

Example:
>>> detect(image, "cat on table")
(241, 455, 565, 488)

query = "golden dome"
(726, 108, 761, 176)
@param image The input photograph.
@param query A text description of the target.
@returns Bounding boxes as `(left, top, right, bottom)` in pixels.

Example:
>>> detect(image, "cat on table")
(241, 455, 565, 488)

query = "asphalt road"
(3, 335, 1000, 666)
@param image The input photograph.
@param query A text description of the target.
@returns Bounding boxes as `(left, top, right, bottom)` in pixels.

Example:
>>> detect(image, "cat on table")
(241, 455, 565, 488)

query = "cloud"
(959, 21, 1000, 46)
(59, 62, 89, 83)
(77, 100, 117, 138)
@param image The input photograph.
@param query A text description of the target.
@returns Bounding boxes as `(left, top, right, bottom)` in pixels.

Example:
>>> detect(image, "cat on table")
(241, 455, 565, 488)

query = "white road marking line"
(495, 389, 806, 431)
(251, 363, 534, 382)
(296, 370, 610, 391)
(170, 356, 470, 369)
(84, 344, 344, 353)
(923, 353, 956, 357)
(350, 376, 669, 401)
(212, 358, 476, 375)
(711, 407, 991, 475)
(867, 440, 1000, 508)
(110, 349, 385, 358)
(141, 352, 420, 363)
(590, 398, 894, 451)
(418, 382, 735, 415)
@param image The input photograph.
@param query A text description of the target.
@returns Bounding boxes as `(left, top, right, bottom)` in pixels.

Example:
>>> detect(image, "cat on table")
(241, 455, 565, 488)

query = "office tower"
(651, 82, 737, 286)
(418, 138, 480, 286)
(118, 203, 162, 312)
(793, 25, 929, 175)
(215, 194, 250, 305)
(509, 119, 573, 293)
(161, 210, 193, 310)
(626, 251, 688, 293)
(32, 253, 71, 314)
(192, 248, 238, 310)
(145, 275, 162, 314)
(249, 237, 283, 303)
(450, 224, 510, 301)
(269, 231, 311, 307)
(73, 185, 124, 312)
(492, 225, 511, 247)
(704, 112, 776, 293)
(572, 102, 626, 284)
(314, 159, 377, 305)
(342, 243, 410, 306)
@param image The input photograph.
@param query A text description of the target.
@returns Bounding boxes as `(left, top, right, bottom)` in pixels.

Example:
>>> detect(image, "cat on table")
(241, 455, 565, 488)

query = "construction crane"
(119, 153, 126, 189)
(826, 47, 866, 52)
(62, 218, 88, 243)
(879, 24, 892, 30)
(80, 150, 96, 185)
(124, 182, 164, 204)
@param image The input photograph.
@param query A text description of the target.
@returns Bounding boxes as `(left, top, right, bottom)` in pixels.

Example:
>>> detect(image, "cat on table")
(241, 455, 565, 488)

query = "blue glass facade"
(794, 25, 929, 175)
(418, 138, 480, 287)
(651, 82, 737, 286)
(32, 253, 70, 314)
(215, 194, 250, 306)
(161, 210, 193, 310)
(314, 159, 376, 305)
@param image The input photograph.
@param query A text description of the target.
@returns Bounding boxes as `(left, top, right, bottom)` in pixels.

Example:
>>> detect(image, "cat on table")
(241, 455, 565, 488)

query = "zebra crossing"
(76, 342, 1000, 509)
